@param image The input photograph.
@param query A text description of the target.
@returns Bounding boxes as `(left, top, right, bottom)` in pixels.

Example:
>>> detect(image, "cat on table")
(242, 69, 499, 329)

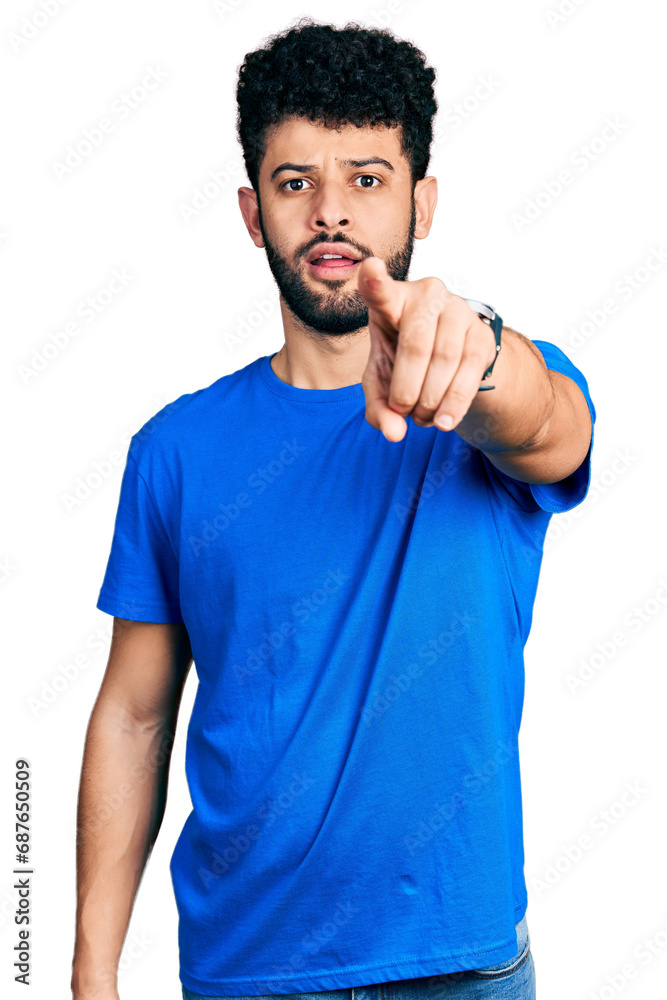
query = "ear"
(413, 175, 438, 240)
(237, 187, 265, 249)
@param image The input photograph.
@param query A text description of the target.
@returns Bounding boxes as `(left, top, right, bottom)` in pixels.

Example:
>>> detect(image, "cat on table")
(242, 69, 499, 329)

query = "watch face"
(462, 297, 494, 322)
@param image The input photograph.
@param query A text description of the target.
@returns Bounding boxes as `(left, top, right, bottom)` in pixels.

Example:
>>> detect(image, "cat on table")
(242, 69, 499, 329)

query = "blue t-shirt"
(96, 341, 596, 996)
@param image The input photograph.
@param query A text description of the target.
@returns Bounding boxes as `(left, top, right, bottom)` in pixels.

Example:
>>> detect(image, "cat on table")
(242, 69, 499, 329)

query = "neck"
(271, 302, 371, 390)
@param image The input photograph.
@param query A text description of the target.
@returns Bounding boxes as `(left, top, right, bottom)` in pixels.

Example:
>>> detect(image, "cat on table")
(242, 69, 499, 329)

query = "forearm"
(71, 700, 172, 998)
(454, 325, 555, 453)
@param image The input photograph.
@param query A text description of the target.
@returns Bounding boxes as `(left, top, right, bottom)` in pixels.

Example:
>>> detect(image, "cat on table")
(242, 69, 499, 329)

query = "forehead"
(261, 116, 408, 174)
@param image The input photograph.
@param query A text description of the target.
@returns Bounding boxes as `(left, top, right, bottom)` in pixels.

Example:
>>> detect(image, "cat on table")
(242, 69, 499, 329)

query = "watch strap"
(463, 298, 503, 391)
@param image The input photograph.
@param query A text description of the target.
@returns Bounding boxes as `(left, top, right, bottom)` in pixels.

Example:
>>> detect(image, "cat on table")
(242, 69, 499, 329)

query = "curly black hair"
(235, 17, 438, 196)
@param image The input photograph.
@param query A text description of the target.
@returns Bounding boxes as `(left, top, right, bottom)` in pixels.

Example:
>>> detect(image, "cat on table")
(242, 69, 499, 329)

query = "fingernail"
(435, 414, 453, 430)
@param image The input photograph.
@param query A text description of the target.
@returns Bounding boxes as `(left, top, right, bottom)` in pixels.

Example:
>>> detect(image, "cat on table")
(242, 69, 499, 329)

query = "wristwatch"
(462, 298, 503, 391)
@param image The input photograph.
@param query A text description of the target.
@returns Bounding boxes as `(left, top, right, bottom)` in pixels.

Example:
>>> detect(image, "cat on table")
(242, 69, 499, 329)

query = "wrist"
(462, 297, 503, 390)
(71, 957, 118, 996)
(480, 316, 499, 372)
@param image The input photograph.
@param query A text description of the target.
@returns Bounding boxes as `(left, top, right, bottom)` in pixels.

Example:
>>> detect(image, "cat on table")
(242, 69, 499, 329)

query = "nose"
(316, 215, 349, 227)
(309, 181, 351, 230)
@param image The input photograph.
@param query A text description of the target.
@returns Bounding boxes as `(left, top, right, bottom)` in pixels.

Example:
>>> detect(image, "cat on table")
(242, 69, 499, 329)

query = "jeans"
(182, 914, 535, 1000)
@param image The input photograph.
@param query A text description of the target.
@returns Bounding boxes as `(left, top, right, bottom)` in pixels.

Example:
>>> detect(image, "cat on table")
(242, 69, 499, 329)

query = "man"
(71, 18, 595, 1000)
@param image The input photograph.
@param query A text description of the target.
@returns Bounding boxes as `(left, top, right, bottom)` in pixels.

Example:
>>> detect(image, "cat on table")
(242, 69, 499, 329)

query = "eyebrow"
(270, 157, 395, 182)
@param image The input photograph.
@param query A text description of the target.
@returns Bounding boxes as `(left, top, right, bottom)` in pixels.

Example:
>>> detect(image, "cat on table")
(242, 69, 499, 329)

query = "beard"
(256, 198, 417, 336)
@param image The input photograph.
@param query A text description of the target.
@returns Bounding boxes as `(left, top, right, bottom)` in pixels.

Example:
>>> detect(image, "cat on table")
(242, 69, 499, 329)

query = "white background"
(2, 1, 666, 998)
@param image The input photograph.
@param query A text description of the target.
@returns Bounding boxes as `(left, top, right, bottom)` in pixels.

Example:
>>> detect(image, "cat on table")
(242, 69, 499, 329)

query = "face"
(239, 116, 435, 336)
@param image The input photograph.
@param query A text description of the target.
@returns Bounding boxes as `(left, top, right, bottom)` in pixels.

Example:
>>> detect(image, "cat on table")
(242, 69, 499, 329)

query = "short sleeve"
(481, 339, 596, 514)
(96, 447, 183, 623)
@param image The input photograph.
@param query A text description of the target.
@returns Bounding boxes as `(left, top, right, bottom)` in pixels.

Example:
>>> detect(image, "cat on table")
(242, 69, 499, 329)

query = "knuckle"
(424, 275, 446, 295)
(411, 316, 433, 337)
(416, 277, 448, 312)
(397, 332, 429, 357)
(445, 385, 469, 405)
(390, 391, 416, 411)
(416, 396, 440, 415)
(467, 347, 488, 367)
(432, 346, 459, 367)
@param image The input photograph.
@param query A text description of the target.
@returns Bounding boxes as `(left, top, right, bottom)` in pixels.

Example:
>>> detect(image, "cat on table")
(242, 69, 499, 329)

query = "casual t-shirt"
(96, 341, 596, 997)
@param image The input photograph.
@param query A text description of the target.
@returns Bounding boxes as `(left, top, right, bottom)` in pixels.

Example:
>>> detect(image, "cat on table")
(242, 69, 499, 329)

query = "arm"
(70, 617, 193, 1000)
(452, 327, 593, 485)
(357, 263, 592, 481)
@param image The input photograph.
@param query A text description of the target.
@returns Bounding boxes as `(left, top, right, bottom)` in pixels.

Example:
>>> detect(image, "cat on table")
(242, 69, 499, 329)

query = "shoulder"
(127, 359, 260, 467)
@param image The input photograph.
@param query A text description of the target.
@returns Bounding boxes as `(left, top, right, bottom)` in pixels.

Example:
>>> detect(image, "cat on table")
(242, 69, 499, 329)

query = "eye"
(280, 174, 382, 192)
(281, 177, 312, 192)
(354, 175, 381, 188)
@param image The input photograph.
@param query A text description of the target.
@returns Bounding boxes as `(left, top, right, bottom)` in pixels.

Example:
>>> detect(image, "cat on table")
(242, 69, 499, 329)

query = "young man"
(72, 19, 595, 1000)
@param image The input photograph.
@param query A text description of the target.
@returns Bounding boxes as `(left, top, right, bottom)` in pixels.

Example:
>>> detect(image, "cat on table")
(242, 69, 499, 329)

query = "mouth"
(307, 252, 362, 277)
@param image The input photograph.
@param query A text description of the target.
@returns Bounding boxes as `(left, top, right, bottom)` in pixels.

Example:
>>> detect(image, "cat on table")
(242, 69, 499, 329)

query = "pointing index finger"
(357, 257, 404, 331)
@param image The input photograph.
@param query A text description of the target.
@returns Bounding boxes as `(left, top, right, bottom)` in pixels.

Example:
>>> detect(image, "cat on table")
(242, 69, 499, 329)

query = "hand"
(357, 257, 498, 442)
